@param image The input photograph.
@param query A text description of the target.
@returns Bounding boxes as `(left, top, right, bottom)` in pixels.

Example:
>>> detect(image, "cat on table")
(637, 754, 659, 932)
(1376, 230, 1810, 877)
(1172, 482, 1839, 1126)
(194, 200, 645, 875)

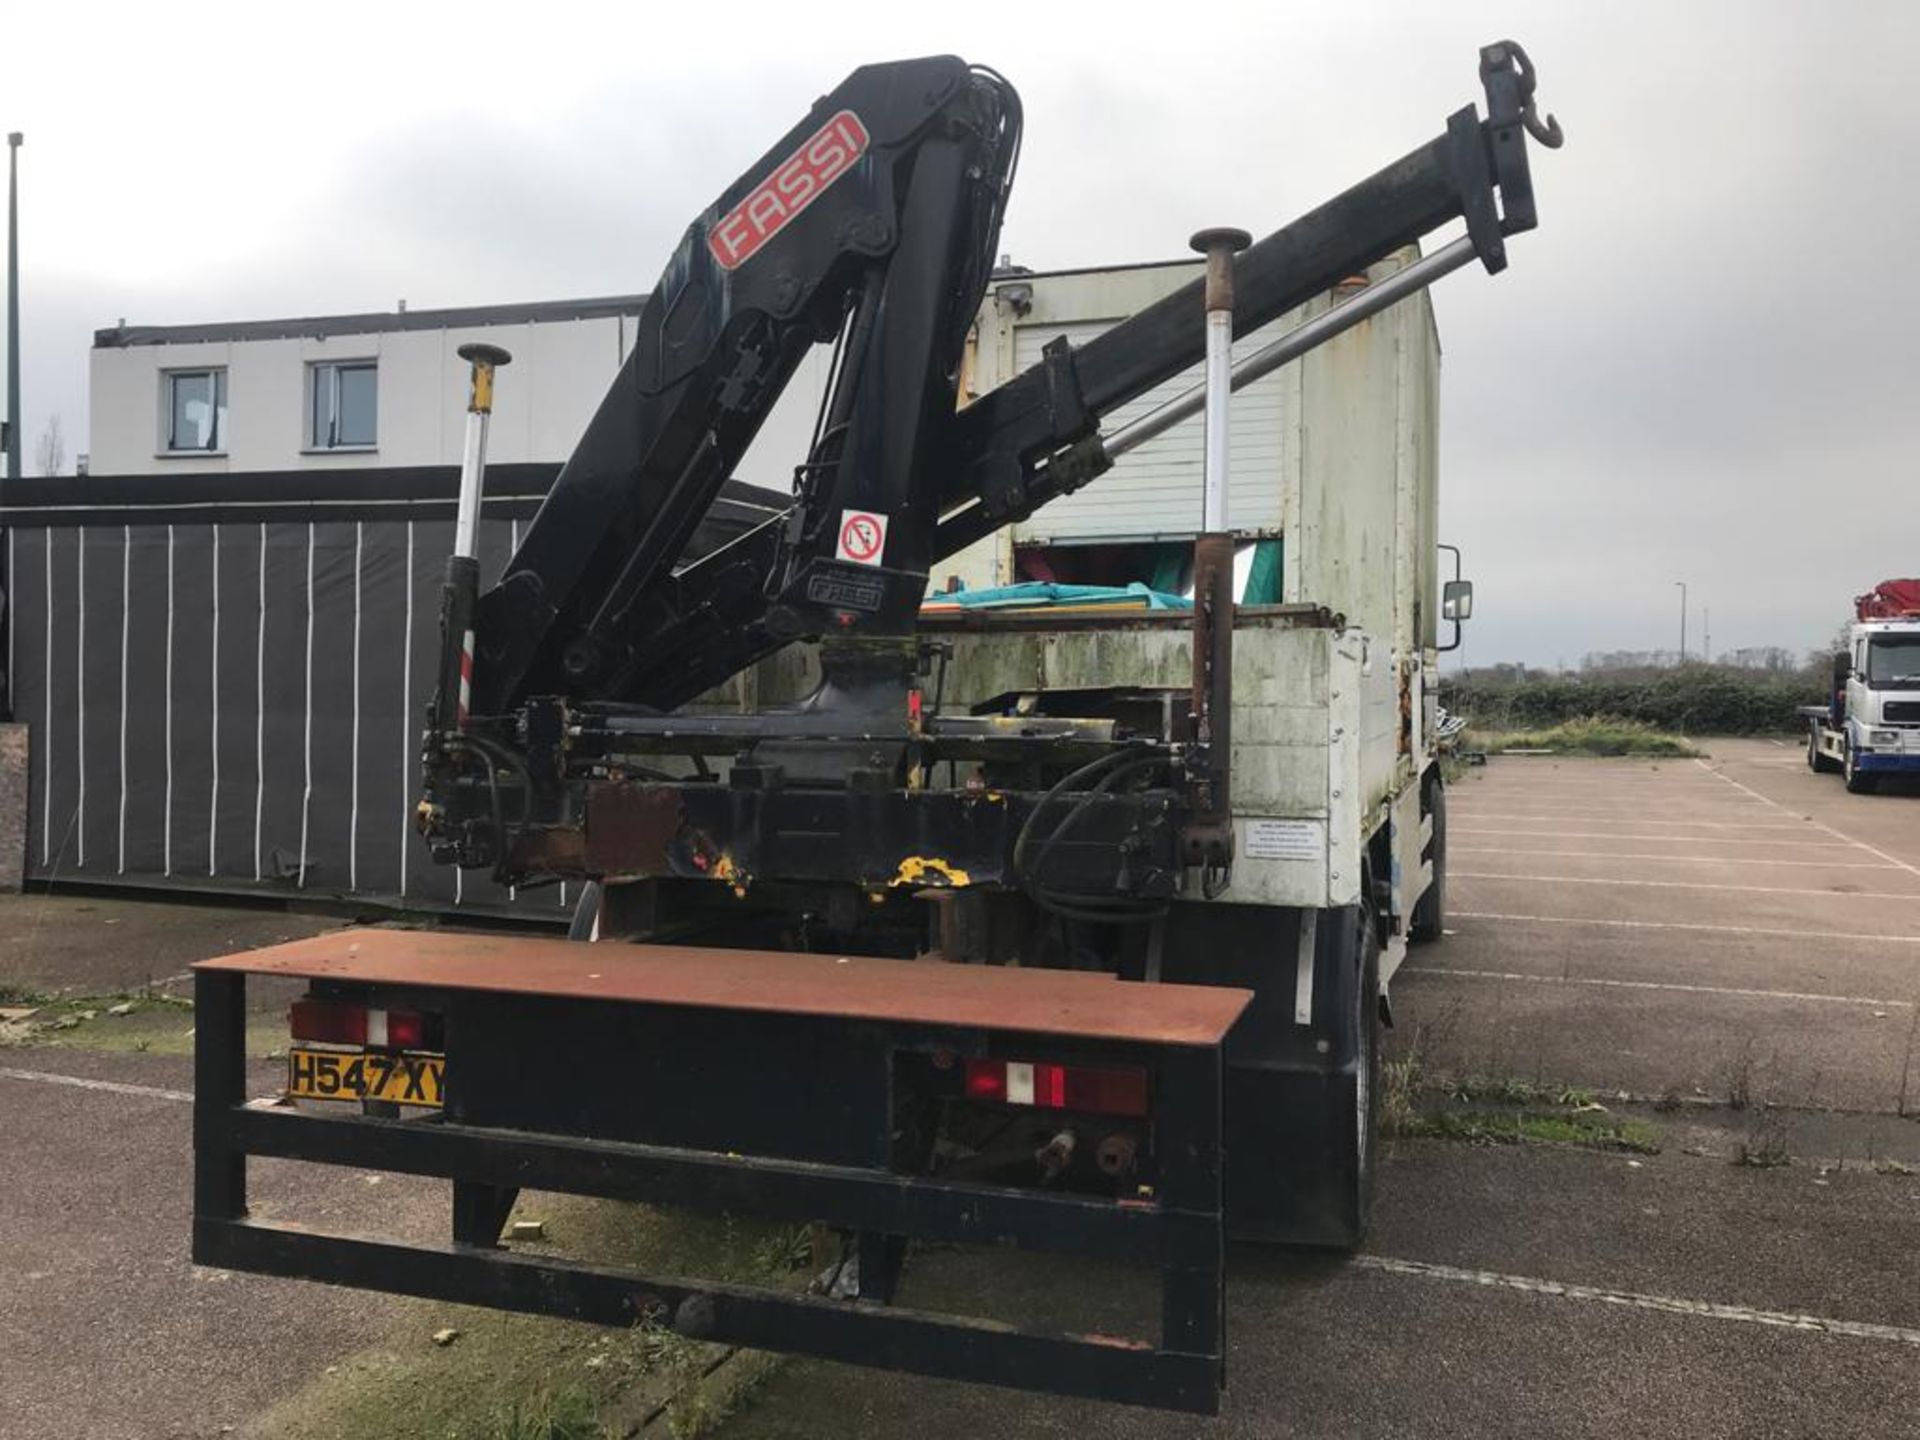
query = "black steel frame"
(192, 968, 1230, 1413)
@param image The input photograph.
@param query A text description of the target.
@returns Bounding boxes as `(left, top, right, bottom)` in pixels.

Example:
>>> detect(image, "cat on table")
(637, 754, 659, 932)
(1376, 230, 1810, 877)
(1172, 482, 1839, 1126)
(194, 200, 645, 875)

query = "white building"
(88, 251, 1436, 593)
(88, 296, 831, 494)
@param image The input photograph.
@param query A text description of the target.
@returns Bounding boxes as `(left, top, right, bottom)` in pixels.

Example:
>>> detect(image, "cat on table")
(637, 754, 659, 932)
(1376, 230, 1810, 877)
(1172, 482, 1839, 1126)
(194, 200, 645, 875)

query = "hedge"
(1438, 667, 1823, 736)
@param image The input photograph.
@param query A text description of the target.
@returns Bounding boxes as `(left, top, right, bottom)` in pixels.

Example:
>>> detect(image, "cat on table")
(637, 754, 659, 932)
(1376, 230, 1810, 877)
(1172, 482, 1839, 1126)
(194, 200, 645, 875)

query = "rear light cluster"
(963, 1058, 1149, 1117)
(290, 999, 432, 1050)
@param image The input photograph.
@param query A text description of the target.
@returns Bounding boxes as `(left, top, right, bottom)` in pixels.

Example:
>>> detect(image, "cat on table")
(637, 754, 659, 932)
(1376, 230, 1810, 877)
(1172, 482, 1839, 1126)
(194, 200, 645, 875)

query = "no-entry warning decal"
(835, 509, 889, 567)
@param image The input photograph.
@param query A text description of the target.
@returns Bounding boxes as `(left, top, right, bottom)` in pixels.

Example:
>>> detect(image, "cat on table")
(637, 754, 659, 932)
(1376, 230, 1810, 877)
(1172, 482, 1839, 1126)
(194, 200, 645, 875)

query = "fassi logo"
(708, 110, 871, 272)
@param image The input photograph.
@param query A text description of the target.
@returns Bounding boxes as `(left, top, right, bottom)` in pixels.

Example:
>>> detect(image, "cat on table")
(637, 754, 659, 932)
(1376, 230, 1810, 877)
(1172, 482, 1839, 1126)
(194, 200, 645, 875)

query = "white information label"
(1243, 818, 1323, 862)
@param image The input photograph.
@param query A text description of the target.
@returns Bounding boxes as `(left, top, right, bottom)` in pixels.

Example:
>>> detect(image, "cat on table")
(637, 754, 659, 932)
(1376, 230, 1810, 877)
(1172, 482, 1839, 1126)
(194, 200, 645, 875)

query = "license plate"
(288, 1048, 444, 1107)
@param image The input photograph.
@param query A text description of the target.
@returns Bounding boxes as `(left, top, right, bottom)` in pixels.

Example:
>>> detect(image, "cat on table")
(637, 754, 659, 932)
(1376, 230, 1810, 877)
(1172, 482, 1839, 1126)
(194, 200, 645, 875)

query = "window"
(1867, 636, 1920, 689)
(165, 368, 227, 453)
(309, 360, 377, 450)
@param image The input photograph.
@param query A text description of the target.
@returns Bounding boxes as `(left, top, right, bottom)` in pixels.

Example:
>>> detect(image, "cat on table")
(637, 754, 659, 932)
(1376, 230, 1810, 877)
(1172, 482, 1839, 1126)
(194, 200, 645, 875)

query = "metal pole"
(433, 342, 512, 734)
(1183, 227, 1250, 882)
(6, 132, 21, 483)
(453, 342, 510, 561)
(1675, 581, 1687, 665)
(1105, 235, 1478, 462)
(1194, 228, 1248, 531)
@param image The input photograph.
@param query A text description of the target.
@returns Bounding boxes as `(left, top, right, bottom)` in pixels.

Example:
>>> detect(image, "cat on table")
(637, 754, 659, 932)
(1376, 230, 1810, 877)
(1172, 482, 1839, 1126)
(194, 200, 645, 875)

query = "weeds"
(1446, 1075, 1595, 1108)
(1724, 1038, 1759, 1112)
(484, 1386, 603, 1440)
(1381, 1055, 1423, 1138)
(1733, 1136, 1792, 1169)
(1400, 1107, 1660, 1155)
(1898, 998, 1920, 1119)
(1461, 717, 1701, 758)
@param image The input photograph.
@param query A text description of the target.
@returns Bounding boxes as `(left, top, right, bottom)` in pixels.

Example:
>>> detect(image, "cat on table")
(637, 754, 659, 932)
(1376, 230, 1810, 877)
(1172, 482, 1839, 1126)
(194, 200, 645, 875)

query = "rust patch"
(583, 783, 685, 875)
(196, 928, 1253, 1046)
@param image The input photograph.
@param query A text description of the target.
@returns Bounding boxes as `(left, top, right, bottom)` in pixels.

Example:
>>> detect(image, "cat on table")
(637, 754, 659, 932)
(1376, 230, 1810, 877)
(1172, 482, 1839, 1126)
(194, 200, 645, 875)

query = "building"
(86, 294, 831, 494)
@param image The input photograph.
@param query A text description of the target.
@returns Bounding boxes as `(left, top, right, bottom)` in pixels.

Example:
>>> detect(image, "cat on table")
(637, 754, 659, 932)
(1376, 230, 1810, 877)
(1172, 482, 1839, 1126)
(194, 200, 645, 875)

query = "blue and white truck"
(1804, 580, 1920, 793)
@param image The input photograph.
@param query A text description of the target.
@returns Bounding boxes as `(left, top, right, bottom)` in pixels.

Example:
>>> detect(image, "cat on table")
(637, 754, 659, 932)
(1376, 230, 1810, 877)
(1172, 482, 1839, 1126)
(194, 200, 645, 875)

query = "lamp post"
(6, 131, 20, 483)
(1675, 580, 1687, 665)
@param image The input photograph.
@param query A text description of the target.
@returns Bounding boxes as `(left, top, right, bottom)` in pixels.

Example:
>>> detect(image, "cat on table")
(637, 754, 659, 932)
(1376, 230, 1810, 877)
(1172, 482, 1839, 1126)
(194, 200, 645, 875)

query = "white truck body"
(720, 245, 1452, 969)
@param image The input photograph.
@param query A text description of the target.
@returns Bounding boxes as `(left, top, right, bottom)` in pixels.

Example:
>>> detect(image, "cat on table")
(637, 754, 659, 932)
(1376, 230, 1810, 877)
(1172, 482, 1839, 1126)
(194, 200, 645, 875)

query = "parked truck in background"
(1804, 579, 1920, 793)
(190, 44, 1560, 1414)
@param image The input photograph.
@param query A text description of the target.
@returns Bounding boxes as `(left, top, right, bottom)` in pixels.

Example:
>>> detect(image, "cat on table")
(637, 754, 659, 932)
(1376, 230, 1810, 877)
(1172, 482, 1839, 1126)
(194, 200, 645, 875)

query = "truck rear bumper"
(191, 931, 1251, 1414)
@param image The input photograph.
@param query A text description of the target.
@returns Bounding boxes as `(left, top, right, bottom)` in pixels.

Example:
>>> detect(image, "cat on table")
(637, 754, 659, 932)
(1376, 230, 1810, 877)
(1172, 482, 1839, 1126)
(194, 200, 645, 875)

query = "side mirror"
(1831, 650, 1851, 683)
(1442, 579, 1475, 623)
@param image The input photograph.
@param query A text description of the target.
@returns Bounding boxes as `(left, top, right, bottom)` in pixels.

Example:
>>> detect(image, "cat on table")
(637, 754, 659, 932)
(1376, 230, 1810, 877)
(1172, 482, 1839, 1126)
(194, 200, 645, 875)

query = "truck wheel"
(1409, 774, 1446, 944)
(1331, 893, 1384, 1249)
(1844, 745, 1879, 794)
(567, 881, 604, 940)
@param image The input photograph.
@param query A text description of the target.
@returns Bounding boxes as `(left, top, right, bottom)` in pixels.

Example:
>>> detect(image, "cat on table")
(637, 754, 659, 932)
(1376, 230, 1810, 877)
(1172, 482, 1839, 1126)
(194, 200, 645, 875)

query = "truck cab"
(1807, 594, 1920, 792)
(1835, 620, 1920, 788)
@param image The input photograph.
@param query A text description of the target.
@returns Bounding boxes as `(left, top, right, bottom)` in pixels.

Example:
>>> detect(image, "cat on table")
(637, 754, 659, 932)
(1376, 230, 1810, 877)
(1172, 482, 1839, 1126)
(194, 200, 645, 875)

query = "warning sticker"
(835, 510, 889, 567)
(1243, 818, 1324, 862)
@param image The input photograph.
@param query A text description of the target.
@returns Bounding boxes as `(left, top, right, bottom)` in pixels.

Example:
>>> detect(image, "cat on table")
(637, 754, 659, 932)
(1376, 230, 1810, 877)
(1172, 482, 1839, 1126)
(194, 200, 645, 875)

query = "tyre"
(1409, 773, 1446, 943)
(1332, 893, 1384, 1249)
(567, 880, 604, 940)
(1843, 744, 1879, 794)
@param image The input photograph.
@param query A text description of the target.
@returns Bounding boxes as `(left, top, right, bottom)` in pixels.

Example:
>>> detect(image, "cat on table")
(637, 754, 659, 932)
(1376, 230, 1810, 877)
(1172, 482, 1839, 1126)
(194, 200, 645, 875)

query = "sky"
(2, 0, 1915, 668)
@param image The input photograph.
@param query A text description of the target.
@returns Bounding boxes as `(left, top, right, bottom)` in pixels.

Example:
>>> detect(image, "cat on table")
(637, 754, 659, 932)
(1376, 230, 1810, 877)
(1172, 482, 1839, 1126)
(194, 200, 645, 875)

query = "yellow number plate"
(288, 1048, 444, 1107)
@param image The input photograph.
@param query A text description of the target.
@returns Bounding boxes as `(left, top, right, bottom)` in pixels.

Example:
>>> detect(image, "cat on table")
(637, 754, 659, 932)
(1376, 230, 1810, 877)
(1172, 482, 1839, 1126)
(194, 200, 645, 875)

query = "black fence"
(1, 465, 785, 918)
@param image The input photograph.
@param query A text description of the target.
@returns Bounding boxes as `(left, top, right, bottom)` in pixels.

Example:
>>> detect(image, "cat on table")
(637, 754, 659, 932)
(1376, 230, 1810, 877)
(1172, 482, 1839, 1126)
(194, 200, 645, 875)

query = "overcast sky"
(4, 1, 1915, 667)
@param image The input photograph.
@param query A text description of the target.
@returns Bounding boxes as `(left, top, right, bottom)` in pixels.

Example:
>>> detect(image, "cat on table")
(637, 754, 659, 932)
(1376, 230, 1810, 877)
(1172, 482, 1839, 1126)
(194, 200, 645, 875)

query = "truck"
(190, 43, 1561, 1414)
(1803, 579, 1920, 793)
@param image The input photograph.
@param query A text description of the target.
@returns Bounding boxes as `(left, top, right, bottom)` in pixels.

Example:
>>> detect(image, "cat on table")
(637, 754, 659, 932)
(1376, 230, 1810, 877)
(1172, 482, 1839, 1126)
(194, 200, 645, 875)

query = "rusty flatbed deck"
(196, 928, 1251, 1046)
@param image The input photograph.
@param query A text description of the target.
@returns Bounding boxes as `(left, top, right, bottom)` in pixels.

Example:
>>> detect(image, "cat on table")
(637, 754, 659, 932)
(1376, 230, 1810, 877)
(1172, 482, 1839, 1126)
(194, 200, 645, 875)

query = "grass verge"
(0, 986, 295, 1058)
(245, 1199, 809, 1440)
(1461, 716, 1702, 758)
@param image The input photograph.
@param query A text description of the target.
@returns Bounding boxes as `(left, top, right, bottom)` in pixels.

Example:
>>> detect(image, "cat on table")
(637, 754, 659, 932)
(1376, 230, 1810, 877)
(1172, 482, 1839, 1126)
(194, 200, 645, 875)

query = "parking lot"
(3, 737, 1917, 1438)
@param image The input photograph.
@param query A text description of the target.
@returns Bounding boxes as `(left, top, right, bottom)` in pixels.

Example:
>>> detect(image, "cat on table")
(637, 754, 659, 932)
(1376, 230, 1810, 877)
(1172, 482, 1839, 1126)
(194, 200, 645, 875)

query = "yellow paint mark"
(711, 853, 750, 898)
(890, 856, 972, 889)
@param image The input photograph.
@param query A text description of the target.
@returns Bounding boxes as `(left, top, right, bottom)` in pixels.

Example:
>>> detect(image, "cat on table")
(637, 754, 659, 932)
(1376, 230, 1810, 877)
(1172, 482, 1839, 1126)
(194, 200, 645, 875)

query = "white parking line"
(1352, 1255, 1920, 1348)
(1696, 759, 1920, 880)
(1453, 828, 1857, 849)
(0, 1066, 192, 1103)
(1452, 813, 1812, 831)
(1453, 910, 1920, 944)
(1453, 848, 1898, 870)
(1453, 872, 1920, 900)
(1401, 966, 1913, 1009)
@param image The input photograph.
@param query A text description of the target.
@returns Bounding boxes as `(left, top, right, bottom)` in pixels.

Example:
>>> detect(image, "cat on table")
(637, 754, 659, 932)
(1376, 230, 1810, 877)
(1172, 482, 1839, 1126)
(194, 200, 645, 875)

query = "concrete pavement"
(4, 741, 1918, 1437)
(718, 738, 1920, 1437)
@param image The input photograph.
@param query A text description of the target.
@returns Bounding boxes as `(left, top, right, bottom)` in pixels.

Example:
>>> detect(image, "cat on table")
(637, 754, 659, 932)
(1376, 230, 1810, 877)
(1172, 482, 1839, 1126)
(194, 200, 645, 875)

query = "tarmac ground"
(2, 737, 1916, 1438)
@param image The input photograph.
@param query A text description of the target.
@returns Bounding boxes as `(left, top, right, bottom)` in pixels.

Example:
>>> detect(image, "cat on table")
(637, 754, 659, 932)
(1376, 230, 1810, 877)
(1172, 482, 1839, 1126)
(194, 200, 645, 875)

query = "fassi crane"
(418, 42, 1559, 904)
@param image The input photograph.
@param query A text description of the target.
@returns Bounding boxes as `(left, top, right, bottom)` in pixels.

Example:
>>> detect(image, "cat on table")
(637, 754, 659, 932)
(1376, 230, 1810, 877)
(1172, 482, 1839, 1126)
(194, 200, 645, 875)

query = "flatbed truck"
(192, 43, 1561, 1414)
(1803, 581, 1920, 793)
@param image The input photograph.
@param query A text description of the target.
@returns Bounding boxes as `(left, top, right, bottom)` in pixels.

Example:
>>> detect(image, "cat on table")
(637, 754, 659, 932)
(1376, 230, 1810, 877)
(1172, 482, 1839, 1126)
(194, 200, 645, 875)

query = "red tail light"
(290, 1000, 430, 1050)
(962, 1058, 1149, 1117)
(290, 999, 366, 1046)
